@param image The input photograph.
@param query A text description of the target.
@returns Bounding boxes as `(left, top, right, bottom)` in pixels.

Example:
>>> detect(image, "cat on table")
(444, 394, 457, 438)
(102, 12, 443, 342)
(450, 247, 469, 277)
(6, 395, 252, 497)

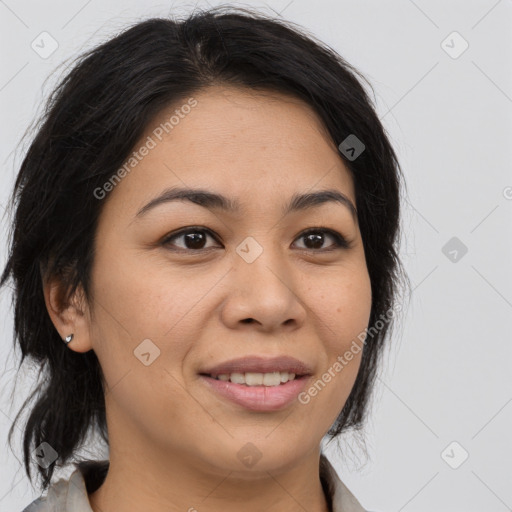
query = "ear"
(42, 272, 93, 353)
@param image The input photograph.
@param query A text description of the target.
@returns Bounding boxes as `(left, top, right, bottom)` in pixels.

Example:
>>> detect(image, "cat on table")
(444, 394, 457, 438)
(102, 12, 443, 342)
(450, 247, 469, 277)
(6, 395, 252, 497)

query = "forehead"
(105, 85, 355, 216)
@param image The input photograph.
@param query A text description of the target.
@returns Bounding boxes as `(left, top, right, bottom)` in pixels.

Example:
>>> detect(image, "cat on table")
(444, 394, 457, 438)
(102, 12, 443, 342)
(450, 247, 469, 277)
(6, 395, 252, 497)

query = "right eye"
(160, 227, 222, 252)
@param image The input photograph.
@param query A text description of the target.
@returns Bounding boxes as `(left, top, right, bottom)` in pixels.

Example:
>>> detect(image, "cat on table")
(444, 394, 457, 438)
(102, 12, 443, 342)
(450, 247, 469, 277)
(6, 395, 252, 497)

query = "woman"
(1, 5, 406, 511)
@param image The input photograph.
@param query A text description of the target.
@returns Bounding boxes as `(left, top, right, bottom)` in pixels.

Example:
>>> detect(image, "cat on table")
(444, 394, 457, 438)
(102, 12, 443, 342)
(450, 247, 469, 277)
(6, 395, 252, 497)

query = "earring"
(64, 334, 74, 344)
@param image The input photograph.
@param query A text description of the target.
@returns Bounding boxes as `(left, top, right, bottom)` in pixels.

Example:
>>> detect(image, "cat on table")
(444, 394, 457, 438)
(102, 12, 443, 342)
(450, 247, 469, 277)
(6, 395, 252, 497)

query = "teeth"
(212, 371, 297, 386)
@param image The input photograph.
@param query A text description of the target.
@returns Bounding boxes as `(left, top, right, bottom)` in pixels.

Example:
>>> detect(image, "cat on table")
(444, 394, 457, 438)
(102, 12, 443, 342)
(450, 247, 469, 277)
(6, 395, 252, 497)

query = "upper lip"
(199, 355, 313, 377)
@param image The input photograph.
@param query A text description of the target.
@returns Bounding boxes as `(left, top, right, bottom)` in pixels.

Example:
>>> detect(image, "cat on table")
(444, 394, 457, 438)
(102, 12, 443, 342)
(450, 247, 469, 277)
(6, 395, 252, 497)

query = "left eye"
(161, 227, 350, 252)
(294, 228, 350, 251)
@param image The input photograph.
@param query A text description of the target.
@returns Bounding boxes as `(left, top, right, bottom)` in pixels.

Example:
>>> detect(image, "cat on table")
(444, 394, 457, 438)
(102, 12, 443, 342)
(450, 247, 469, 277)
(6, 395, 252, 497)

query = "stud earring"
(64, 334, 74, 344)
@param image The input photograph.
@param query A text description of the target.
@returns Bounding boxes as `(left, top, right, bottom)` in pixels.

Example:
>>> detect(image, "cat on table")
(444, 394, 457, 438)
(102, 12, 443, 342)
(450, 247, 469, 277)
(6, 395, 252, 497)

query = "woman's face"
(78, 86, 372, 474)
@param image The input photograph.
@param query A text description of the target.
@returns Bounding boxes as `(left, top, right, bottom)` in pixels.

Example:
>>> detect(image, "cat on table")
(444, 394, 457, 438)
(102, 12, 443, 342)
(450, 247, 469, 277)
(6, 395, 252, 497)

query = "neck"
(88, 450, 331, 512)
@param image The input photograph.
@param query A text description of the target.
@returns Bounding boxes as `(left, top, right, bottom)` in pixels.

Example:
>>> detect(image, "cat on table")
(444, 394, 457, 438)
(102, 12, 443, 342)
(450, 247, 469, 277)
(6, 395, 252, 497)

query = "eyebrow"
(135, 186, 358, 222)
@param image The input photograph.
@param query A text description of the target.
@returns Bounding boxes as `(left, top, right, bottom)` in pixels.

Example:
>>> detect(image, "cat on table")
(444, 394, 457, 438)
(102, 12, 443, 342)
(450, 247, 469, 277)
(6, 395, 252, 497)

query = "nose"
(220, 241, 307, 333)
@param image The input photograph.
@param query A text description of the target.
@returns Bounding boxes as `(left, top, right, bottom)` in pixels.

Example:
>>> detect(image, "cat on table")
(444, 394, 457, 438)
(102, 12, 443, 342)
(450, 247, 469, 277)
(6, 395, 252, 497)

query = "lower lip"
(199, 375, 310, 412)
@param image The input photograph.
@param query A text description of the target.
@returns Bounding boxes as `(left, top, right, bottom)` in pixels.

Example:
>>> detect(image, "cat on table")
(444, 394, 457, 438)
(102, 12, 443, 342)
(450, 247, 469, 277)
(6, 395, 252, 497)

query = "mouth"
(199, 371, 309, 387)
(198, 372, 311, 412)
(198, 354, 313, 381)
(197, 355, 313, 411)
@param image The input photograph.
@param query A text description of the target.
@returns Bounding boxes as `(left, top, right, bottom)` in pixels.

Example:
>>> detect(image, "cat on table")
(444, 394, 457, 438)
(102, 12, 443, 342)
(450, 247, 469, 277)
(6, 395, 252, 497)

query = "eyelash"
(160, 226, 351, 253)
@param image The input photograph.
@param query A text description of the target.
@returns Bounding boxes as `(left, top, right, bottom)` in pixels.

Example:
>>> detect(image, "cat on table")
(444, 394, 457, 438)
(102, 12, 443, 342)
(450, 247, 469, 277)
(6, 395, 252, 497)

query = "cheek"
(312, 264, 372, 346)
(88, 247, 222, 387)
(89, 246, 194, 338)
(307, 263, 371, 398)
(88, 254, 203, 424)
(298, 270, 370, 424)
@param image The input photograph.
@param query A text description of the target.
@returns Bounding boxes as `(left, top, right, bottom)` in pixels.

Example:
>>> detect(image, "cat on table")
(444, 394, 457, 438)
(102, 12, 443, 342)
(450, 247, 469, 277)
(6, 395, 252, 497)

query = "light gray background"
(1, 1, 511, 511)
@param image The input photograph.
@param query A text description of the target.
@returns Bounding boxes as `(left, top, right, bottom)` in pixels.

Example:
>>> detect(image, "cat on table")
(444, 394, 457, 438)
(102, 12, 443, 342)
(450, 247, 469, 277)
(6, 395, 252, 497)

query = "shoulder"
(21, 474, 73, 511)
(20, 460, 109, 512)
(21, 496, 46, 512)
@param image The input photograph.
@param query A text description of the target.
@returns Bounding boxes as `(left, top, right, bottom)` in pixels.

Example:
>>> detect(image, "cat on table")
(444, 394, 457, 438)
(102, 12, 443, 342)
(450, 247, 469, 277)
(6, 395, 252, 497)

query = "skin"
(44, 85, 372, 512)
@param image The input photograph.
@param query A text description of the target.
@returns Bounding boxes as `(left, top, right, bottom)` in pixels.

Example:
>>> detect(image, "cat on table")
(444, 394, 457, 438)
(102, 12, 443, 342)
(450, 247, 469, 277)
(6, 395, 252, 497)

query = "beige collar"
(320, 453, 368, 512)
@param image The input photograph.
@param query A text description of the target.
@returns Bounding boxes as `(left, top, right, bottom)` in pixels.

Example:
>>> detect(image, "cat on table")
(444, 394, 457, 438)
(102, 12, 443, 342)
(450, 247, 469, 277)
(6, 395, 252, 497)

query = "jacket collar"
(319, 453, 368, 512)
